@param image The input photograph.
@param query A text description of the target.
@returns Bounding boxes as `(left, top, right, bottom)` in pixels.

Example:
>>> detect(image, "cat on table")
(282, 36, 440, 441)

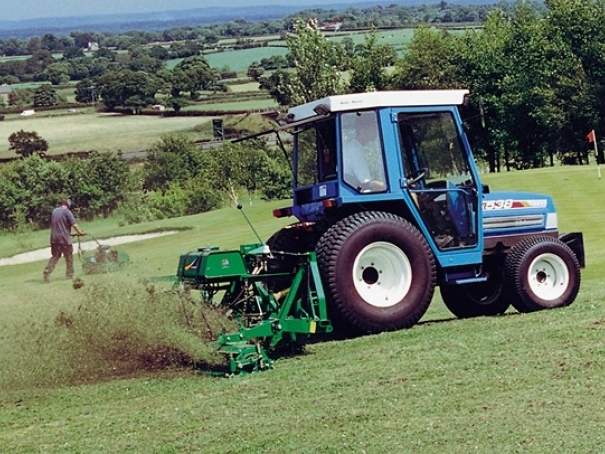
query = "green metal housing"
(176, 244, 333, 374)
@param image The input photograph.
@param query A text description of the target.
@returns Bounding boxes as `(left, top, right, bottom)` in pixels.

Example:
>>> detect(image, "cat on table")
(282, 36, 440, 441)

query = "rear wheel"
(266, 223, 321, 291)
(504, 236, 581, 313)
(316, 211, 436, 334)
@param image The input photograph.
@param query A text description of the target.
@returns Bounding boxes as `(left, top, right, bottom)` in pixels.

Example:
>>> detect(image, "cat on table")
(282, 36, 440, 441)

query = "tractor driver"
(342, 111, 387, 193)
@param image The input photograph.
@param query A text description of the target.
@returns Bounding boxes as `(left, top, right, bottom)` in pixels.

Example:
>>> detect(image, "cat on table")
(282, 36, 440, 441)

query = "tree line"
(0, 135, 291, 232)
(264, 0, 604, 171)
(399, 0, 604, 171)
(0, 2, 520, 57)
(0, 2, 524, 88)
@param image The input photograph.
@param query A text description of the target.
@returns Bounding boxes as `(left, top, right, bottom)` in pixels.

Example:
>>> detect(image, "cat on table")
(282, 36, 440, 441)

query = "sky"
(3, 0, 374, 21)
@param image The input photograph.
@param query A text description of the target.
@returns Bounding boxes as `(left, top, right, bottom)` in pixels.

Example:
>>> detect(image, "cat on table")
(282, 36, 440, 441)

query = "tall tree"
(348, 30, 396, 93)
(8, 130, 49, 157)
(33, 84, 58, 107)
(98, 70, 159, 113)
(171, 56, 217, 100)
(143, 135, 203, 192)
(259, 70, 293, 106)
(44, 62, 71, 85)
(283, 18, 345, 105)
(544, 0, 605, 146)
(390, 25, 464, 90)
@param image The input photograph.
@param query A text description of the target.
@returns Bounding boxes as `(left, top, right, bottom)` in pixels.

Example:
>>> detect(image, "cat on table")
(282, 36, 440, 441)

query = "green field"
(173, 46, 289, 73)
(0, 113, 213, 157)
(0, 163, 604, 452)
(327, 28, 416, 52)
(183, 98, 277, 112)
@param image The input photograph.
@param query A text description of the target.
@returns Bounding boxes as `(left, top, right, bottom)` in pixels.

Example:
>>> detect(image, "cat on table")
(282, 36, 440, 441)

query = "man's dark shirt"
(50, 207, 77, 245)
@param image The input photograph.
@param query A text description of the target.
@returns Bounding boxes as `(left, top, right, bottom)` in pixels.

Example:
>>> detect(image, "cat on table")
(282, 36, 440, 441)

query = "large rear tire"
(266, 223, 321, 291)
(504, 236, 581, 313)
(316, 211, 436, 334)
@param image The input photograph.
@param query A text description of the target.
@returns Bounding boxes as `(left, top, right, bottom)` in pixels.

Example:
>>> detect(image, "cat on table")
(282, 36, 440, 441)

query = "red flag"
(587, 130, 596, 143)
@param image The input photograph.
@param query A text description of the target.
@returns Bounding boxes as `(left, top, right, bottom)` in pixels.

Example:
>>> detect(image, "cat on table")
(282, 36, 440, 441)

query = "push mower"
(74, 233, 130, 274)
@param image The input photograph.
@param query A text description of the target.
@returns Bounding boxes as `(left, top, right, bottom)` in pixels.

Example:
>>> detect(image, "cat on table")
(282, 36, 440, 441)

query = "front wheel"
(504, 236, 581, 313)
(316, 211, 436, 334)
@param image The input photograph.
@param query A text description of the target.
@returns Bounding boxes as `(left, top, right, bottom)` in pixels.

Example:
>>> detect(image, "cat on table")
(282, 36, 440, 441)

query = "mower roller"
(75, 233, 130, 274)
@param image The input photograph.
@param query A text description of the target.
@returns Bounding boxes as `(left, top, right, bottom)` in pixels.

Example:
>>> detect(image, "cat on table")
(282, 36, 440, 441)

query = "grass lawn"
(183, 98, 277, 112)
(0, 113, 212, 157)
(228, 81, 265, 93)
(0, 165, 604, 453)
(165, 46, 289, 73)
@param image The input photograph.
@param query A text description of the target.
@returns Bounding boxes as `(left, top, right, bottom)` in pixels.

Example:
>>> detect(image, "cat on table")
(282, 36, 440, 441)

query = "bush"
(115, 192, 161, 226)
(261, 159, 292, 200)
(147, 185, 189, 219)
(115, 181, 223, 226)
(183, 178, 224, 214)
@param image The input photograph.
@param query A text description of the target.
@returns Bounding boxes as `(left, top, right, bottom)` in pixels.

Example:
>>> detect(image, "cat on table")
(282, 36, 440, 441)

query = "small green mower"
(75, 234, 130, 274)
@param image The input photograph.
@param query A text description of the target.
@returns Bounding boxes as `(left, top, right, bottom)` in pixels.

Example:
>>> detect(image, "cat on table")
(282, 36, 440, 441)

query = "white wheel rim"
(352, 241, 412, 308)
(526, 252, 569, 302)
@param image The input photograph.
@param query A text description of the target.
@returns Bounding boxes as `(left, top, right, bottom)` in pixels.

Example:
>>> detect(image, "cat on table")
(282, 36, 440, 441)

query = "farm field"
(200, 46, 288, 72)
(1, 28, 416, 77)
(183, 97, 277, 112)
(0, 164, 604, 453)
(0, 113, 213, 157)
(327, 27, 416, 52)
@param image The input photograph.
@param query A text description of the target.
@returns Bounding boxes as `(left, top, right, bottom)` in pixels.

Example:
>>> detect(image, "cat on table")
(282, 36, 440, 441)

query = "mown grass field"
(0, 164, 604, 453)
(0, 113, 213, 157)
(183, 98, 277, 112)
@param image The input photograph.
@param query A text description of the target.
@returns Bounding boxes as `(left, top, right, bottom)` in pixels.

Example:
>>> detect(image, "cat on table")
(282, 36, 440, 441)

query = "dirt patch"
(0, 231, 176, 267)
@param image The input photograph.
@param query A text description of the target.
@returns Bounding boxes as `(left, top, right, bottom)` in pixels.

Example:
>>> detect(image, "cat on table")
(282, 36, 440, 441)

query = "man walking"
(43, 198, 84, 283)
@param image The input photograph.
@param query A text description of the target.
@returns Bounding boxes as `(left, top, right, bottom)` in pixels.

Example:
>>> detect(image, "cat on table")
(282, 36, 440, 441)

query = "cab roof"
(287, 89, 470, 122)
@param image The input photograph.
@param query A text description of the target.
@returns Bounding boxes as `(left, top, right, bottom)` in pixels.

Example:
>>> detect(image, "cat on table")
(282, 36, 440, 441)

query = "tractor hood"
(481, 190, 558, 237)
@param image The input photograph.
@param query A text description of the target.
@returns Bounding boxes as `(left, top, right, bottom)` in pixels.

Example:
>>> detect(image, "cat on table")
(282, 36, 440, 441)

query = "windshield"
(398, 111, 478, 250)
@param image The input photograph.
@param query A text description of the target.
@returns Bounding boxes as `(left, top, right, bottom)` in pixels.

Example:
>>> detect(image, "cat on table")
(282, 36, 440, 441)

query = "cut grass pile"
(0, 275, 235, 390)
(0, 199, 290, 388)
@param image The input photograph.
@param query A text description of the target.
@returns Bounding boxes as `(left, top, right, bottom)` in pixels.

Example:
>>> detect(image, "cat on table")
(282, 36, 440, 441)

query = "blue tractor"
(266, 89, 584, 334)
(177, 90, 585, 373)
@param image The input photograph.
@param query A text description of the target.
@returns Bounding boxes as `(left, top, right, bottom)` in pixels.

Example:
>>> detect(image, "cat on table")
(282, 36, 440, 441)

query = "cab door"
(396, 111, 480, 253)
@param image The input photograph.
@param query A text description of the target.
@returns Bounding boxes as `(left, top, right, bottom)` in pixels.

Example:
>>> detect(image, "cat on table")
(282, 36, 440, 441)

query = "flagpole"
(588, 129, 601, 179)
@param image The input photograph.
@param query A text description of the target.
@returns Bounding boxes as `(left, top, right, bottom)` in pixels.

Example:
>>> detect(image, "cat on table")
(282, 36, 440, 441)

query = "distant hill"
(0, 1, 502, 39)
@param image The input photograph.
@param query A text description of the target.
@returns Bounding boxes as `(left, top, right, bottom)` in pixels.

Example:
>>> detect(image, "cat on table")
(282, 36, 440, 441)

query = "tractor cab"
(277, 90, 484, 267)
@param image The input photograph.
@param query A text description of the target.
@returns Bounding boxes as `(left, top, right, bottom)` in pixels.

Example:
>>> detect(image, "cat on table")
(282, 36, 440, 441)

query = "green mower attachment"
(176, 243, 333, 375)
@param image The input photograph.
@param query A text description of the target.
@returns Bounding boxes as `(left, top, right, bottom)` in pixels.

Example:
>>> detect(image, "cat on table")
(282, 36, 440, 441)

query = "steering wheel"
(407, 167, 428, 186)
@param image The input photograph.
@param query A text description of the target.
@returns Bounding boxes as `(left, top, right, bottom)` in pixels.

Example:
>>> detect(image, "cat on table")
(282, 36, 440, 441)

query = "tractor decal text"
(483, 199, 548, 211)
